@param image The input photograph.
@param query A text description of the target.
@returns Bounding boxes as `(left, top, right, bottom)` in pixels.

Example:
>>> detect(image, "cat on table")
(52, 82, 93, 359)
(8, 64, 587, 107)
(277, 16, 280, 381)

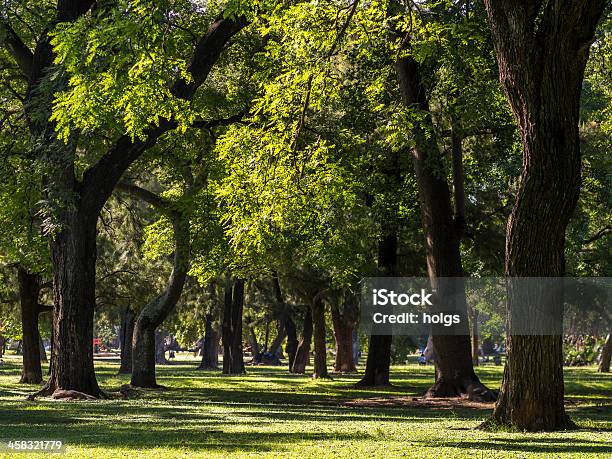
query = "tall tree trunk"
(222, 277, 245, 375)
(285, 314, 298, 370)
(331, 294, 358, 373)
(118, 306, 135, 374)
(292, 306, 313, 374)
(247, 323, 260, 360)
(39, 215, 102, 397)
(18, 268, 43, 384)
(357, 233, 396, 386)
(598, 334, 611, 373)
(395, 39, 494, 402)
(311, 296, 329, 379)
(470, 306, 479, 366)
(0, 334, 4, 359)
(484, 0, 606, 431)
(272, 274, 298, 369)
(131, 212, 190, 388)
(199, 313, 219, 370)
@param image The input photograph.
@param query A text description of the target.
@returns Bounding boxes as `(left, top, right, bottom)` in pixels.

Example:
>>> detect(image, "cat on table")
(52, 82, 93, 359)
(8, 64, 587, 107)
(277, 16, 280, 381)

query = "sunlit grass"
(0, 353, 610, 458)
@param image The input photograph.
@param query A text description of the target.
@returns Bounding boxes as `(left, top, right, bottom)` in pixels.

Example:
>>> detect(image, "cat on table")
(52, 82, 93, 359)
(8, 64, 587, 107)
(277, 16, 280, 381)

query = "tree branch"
(81, 15, 249, 214)
(115, 182, 169, 213)
(0, 19, 34, 78)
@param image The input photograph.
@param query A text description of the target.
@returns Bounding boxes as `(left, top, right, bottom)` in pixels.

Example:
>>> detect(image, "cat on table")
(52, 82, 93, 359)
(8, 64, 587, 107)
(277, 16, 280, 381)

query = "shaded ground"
(0, 354, 610, 458)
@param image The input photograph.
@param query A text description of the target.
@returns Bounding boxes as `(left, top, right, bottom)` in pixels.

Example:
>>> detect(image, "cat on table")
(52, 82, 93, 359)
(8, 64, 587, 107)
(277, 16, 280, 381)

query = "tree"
(222, 276, 245, 375)
(483, 0, 607, 431)
(0, 0, 250, 397)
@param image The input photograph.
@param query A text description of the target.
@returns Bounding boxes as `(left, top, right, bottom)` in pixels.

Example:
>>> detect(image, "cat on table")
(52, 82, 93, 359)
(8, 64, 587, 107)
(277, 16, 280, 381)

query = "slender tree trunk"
(199, 313, 219, 369)
(154, 331, 168, 365)
(395, 41, 494, 402)
(18, 268, 43, 384)
(272, 274, 297, 369)
(484, 0, 606, 431)
(39, 337, 47, 363)
(247, 324, 260, 360)
(0, 334, 4, 359)
(292, 306, 313, 374)
(131, 213, 190, 388)
(118, 306, 135, 374)
(311, 296, 329, 379)
(598, 334, 611, 373)
(222, 277, 245, 375)
(285, 314, 298, 370)
(470, 306, 479, 366)
(268, 321, 286, 358)
(357, 233, 396, 386)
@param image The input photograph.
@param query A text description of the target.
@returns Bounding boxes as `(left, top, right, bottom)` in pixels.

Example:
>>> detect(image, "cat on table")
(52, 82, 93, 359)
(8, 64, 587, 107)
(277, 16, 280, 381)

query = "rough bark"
(395, 37, 494, 402)
(311, 296, 330, 379)
(222, 277, 246, 375)
(292, 306, 313, 374)
(484, 0, 606, 431)
(599, 334, 611, 373)
(118, 306, 135, 374)
(199, 313, 219, 370)
(331, 295, 358, 373)
(131, 208, 190, 388)
(18, 268, 43, 384)
(6, 2, 248, 398)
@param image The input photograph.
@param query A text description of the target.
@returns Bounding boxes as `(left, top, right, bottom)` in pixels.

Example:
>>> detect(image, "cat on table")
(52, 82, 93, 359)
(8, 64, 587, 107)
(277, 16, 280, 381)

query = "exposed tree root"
(424, 377, 497, 403)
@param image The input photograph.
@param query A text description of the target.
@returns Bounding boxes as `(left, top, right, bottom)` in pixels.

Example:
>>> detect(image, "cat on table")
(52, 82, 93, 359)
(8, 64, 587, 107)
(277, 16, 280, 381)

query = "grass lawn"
(0, 353, 610, 458)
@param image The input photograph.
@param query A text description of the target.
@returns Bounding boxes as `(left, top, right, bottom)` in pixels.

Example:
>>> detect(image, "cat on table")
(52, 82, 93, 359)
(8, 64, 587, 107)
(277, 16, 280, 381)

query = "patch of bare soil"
(344, 396, 494, 410)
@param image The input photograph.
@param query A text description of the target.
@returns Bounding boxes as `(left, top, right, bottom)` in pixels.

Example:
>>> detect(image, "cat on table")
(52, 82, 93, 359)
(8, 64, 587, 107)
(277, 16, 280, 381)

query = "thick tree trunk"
(131, 213, 190, 388)
(199, 313, 219, 369)
(38, 215, 102, 397)
(118, 306, 135, 374)
(598, 334, 611, 373)
(331, 296, 358, 373)
(292, 306, 313, 374)
(311, 296, 329, 379)
(484, 0, 606, 431)
(395, 43, 494, 402)
(18, 268, 43, 384)
(222, 277, 245, 375)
